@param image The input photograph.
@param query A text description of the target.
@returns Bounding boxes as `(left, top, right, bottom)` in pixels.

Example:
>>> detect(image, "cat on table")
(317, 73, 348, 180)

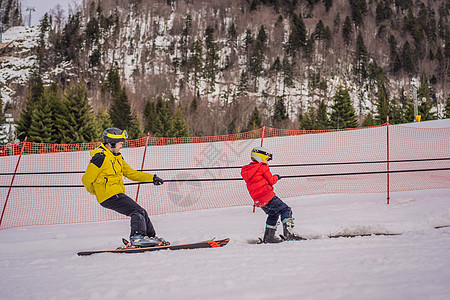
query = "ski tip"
(207, 238, 230, 248)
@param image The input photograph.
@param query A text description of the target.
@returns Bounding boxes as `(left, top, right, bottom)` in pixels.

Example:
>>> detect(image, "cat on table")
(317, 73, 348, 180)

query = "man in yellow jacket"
(82, 128, 165, 247)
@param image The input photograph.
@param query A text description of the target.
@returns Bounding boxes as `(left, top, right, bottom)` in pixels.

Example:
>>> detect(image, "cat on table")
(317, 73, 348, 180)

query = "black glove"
(275, 174, 281, 180)
(153, 175, 164, 185)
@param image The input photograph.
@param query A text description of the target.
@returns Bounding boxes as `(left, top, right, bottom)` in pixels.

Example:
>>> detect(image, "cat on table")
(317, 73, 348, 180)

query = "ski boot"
(262, 224, 283, 243)
(281, 218, 305, 241)
(130, 234, 160, 247)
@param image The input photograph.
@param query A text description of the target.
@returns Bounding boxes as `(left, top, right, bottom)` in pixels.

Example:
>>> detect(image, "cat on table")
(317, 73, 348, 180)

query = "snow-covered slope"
(0, 189, 449, 300)
(0, 26, 39, 104)
(398, 118, 450, 128)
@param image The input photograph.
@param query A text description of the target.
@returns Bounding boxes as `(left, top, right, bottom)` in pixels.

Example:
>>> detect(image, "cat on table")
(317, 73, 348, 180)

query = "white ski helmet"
(251, 146, 273, 163)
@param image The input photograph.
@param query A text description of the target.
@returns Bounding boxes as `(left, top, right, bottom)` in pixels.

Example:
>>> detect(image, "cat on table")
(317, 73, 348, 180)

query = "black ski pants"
(100, 193, 156, 237)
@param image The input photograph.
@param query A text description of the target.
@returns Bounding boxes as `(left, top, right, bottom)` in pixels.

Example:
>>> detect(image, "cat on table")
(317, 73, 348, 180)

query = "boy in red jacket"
(241, 147, 301, 243)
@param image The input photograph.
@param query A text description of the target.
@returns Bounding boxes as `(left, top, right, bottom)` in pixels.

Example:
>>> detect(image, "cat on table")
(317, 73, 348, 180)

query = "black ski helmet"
(102, 128, 128, 148)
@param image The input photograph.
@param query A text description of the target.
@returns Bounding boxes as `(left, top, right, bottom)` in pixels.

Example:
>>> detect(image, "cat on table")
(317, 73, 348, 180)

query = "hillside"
(1, 0, 450, 139)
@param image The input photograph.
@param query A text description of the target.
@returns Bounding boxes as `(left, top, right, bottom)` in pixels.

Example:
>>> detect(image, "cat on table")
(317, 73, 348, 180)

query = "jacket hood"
(241, 162, 264, 180)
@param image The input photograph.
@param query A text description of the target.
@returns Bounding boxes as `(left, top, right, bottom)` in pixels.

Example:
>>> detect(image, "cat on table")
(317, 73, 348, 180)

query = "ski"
(248, 235, 307, 244)
(77, 238, 229, 256)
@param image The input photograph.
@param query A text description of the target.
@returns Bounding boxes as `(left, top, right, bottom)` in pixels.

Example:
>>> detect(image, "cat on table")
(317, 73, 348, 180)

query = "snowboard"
(77, 238, 229, 256)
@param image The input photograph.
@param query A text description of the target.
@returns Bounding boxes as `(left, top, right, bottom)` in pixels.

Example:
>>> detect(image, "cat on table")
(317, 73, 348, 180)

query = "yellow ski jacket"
(82, 144, 154, 203)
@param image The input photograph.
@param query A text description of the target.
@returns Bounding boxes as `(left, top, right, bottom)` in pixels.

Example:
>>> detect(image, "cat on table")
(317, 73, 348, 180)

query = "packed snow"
(0, 189, 449, 300)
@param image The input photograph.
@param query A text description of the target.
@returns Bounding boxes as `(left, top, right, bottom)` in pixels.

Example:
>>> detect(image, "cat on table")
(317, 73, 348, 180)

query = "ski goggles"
(252, 149, 273, 161)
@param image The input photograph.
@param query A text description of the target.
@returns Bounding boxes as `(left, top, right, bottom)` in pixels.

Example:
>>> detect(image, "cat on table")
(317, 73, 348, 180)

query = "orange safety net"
(0, 125, 449, 230)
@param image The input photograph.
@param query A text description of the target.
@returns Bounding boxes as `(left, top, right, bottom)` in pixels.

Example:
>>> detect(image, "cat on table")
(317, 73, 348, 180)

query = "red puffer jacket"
(241, 162, 279, 207)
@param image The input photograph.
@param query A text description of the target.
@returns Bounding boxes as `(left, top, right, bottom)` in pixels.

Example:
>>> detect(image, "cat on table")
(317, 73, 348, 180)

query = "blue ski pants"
(261, 196, 292, 227)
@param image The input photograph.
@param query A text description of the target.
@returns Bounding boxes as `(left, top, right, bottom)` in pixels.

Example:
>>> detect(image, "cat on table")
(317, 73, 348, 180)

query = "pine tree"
(354, 32, 368, 83)
(16, 69, 45, 141)
(272, 96, 288, 127)
(243, 29, 253, 53)
(173, 104, 190, 137)
(342, 16, 353, 45)
(47, 85, 69, 144)
(85, 13, 100, 46)
(127, 118, 143, 140)
(153, 98, 174, 137)
(417, 74, 437, 121)
(349, 0, 368, 28)
(89, 48, 102, 67)
(401, 41, 416, 74)
(324, 0, 333, 12)
(143, 100, 157, 133)
(303, 38, 314, 60)
(204, 26, 219, 92)
(257, 25, 268, 46)
(37, 14, 51, 73)
(362, 113, 376, 126)
(249, 41, 264, 85)
(228, 22, 237, 45)
(0, 93, 3, 122)
(61, 13, 83, 63)
(180, 14, 192, 68)
(389, 97, 406, 125)
(444, 95, 450, 118)
(330, 86, 359, 129)
(237, 70, 249, 96)
(109, 89, 133, 130)
(0, 93, 6, 138)
(27, 95, 54, 143)
(0, 93, 5, 144)
(103, 67, 122, 97)
(375, 83, 389, 124)
(286, 13, 307, 56)
(95, 105, 113, 139)
(190, 96, 198, 112)
(375, 1, 385, 24)
(388, 35, 402, 73)
(403, 97, 415, 123)
(189, 40, 203, 96)
(244, 107, 262, 132)
(248, 27, 267, 83)
(63, 82, 98, 143)
(270, 57, 282, 73)
(376, 1, 392, 24)
(104, 67, 135, 132)
(299, 106, 316, 130)
(314, 20, 325, 41)
(282, 57, 294, 88)
(316, 100, 330, 130)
